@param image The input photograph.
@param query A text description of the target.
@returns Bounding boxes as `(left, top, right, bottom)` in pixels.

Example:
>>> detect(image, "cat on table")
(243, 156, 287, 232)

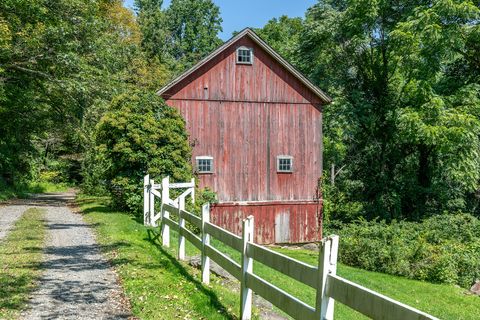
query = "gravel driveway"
(0, 204, 29, 241)
(2, 193, 131, 319)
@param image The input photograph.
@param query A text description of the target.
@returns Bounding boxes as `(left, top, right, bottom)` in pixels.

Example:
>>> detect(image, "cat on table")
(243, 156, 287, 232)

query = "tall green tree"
(0, 0, 171, 188)
(296, 0, 480, 220)
(135, 0, 223, 73)
(255, 16, 303, 64)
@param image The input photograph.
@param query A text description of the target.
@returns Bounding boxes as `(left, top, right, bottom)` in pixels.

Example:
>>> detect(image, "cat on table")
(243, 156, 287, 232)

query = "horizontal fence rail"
(143, 175, 438, 320)
(326, 274, 438, 320)
(247, 242, 318, 289)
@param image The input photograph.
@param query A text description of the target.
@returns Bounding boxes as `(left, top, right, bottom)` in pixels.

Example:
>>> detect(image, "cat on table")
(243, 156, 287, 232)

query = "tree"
(94, 90, 192, 212)
(296, 0, 480, 220)
(135, 0, 223, 72)
(255, 16, 303, 64)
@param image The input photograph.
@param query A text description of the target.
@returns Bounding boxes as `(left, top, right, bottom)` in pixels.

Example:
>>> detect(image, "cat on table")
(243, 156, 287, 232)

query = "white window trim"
(236, 46, 253, 65)
(277, 155, 293, 173)
(196, 156, 214, 174)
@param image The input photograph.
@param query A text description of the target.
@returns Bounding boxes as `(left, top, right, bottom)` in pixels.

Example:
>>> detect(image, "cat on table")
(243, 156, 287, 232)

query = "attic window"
(196, 156, 213, 174)
(277, 156, 293, 173)
(236, 47, 253, 64)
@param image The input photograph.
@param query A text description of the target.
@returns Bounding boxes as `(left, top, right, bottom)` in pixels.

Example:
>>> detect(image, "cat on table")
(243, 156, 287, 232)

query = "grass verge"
(0, 181, 71, 202)
(268, 247, 480, 320)
(77, 195, 480, 320)
(0, 208, 46, 319)
(77, 195, 247, 320)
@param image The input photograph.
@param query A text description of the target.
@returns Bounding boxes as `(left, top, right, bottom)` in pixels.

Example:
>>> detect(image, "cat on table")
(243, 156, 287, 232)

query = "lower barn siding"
(210, 201, 322, 244)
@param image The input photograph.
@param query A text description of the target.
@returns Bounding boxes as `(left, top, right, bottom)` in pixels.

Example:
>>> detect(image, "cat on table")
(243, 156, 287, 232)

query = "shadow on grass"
(0, 241, 44, 315)
(146, 229, 236, 319)
(0, 272, 40, 311)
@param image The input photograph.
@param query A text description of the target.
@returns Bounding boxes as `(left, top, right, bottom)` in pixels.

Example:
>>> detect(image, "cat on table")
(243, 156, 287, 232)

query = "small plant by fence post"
(240, 215, 254, 320)
(178, 194, 186, 261)
(143, 174, 150, 226)
(316, 235, 339, 320)
(161, 176, 170, 247)
(201, 203, 211, 284)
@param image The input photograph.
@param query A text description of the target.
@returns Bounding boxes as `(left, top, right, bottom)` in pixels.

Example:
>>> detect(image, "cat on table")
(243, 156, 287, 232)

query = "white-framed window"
(277, 155, 293, 173)
(236, 46, 253, 64)
(196, 156, 213, 173)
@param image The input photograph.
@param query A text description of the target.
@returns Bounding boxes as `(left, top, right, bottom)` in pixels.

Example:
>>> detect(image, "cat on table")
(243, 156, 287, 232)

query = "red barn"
(158, 28, 331, 244)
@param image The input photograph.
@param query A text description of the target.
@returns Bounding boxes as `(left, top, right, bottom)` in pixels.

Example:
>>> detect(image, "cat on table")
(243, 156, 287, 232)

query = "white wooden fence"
(143, 175, 438, 320)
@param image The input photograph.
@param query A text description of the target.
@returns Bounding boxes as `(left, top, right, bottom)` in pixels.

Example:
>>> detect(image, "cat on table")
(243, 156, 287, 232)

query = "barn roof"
(157, 28, 332, 104)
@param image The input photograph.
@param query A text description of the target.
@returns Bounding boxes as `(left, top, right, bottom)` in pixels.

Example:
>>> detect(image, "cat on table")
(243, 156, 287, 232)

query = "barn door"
(275, 212, 290, 243)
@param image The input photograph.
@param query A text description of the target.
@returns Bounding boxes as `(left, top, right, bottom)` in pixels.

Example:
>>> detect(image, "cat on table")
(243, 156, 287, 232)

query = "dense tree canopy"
(135, 0, 223, 72)
(290, 0, 480, 221)
(258, 0, 480, 221)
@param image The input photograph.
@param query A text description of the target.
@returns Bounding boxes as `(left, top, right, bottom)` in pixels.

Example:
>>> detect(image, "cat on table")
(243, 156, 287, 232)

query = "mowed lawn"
(0, 208, 46, 319)
(77, 195, 480, 320)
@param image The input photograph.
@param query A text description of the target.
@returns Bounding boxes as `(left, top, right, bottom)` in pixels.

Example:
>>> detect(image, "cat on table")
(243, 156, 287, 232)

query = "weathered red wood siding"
(210, 201, 322, 244)
(163, 35, 323, 243)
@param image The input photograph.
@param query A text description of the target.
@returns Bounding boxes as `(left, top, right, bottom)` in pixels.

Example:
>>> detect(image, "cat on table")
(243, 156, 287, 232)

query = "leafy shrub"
(94, 90, 193, 214)
(331, 213, 480, 288)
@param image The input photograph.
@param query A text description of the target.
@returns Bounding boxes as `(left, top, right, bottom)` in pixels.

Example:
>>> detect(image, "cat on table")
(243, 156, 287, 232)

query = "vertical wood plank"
(178, 195, 186, 261)
(316, 235, 339, 320)
(143, 174, 150, 226)
(161, 177, 170, 247)
(201, 203, 211, 284)
(149, 178, 155, 227)
(240, 215, 254, 320)
(162, 36, 325, 244)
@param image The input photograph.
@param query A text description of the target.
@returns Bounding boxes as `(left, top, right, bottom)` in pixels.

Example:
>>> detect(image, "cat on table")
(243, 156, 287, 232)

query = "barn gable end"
(157, 28, 330, 244)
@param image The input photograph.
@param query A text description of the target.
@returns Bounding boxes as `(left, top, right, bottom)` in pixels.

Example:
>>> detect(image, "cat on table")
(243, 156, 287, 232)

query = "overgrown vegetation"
(0, 208, 46, 318)
(327, 213, 480, 288)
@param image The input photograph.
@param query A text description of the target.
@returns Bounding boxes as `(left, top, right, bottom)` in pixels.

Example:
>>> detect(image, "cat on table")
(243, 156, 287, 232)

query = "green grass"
(0, 181, 71, 202)
(77, 195, 248, 320)
(0, 208, 46, 319)
(77, 195, 480, 320)
(27, 181, 71, 193)
(268, 247, 480, 320)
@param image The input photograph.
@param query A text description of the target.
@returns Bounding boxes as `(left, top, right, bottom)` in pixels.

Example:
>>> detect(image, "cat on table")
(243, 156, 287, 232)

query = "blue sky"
(123, 0, 317, 40)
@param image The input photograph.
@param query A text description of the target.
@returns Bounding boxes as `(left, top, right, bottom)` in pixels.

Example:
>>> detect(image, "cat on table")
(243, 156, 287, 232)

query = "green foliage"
(0, 0, 171, 192)
(94, 90, 192, 213)
(254, 16, 303, 63)
(135, 0, 223, 72)
(331, 213, 480, 288)
(289, 0, 480, 220)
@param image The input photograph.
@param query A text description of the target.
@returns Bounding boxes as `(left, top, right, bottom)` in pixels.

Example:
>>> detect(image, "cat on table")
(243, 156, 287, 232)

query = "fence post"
(143, 175, 150, 226)
(240, 215, 254, 320)
(316, 235, 339, 320)
(161, 176, 170, 247)
(149, 178, 155, 227)
(178, 195, 186, 261)
(201, 203, 210, 284)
